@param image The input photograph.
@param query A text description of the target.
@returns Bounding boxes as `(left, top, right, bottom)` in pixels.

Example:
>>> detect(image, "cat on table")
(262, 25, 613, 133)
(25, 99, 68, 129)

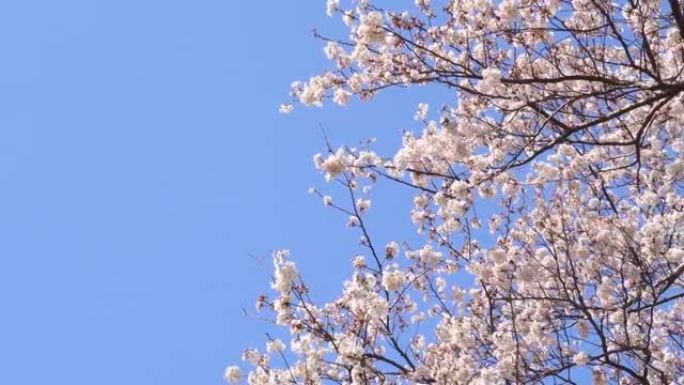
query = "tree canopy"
(230, 1, 684, 384)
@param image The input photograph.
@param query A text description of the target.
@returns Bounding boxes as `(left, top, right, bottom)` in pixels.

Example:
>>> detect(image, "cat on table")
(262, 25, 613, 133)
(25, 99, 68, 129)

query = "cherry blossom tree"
(230, 0, 684, 384)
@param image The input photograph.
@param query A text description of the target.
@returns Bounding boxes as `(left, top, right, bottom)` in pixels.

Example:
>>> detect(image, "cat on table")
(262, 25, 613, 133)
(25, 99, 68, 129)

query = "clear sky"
(0, 1, 443, 384)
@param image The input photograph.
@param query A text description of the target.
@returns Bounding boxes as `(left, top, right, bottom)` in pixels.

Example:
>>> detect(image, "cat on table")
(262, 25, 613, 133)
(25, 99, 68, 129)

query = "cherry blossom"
(223, 366, 241, 383)
(229, 0, 684, 384)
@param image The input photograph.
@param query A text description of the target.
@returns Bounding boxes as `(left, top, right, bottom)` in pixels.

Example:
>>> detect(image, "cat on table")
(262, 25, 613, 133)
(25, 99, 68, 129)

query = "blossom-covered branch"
(235, 0, 684, 384)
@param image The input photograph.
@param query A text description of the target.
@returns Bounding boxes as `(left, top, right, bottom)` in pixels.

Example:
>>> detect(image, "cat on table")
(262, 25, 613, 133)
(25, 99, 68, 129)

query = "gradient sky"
(0, 1, 449, 384)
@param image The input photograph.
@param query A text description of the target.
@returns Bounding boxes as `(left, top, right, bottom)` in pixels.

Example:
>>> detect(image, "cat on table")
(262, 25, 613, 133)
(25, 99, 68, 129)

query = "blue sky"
(0, 1, 443, 384)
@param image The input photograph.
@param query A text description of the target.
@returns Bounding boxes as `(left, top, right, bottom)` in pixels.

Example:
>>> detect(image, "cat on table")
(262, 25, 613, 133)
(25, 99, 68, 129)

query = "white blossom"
(320, 151, 346, 181)
(573, 352, 590, 366)
(326, 0, 339, 16)
(333, 88, 351, 106)
(266, 339, 285, 353)
(355, 198, 371, 212)
(414, 103, 429, 121)
(223, 366, 241, 383)
(278, 103, 293, 114)
(385, 241, 399, 259)
(272, 250, 297, 294)
(382, 269, 405, 291)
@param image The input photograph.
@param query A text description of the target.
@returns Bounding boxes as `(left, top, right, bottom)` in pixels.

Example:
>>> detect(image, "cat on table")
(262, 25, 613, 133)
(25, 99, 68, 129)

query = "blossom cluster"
(230, 0, 684, 384)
